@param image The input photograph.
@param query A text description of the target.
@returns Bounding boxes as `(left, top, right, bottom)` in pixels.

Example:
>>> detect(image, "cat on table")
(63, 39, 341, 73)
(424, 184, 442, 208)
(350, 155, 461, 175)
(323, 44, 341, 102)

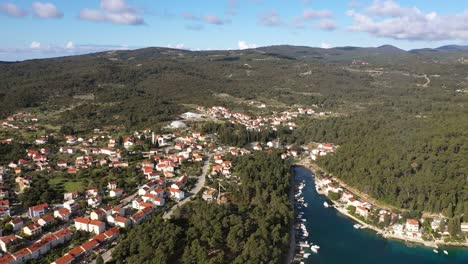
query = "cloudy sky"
(1, 0, 467, 61)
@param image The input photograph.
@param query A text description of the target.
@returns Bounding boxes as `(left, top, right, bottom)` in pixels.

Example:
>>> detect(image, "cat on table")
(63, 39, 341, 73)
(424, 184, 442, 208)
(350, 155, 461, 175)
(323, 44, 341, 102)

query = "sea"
(293, 166, 468, 264)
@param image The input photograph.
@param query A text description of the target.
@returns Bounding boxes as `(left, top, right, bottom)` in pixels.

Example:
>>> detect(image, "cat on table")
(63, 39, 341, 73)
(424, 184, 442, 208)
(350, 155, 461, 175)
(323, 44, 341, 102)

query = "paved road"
(119, 192, 137, 207)
(163, 153, 212, 220)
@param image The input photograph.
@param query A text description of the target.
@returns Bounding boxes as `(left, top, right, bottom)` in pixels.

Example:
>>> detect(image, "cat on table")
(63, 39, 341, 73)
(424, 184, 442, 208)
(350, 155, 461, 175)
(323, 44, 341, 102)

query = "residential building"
(406, 219, 419, 232)
(23, 223, 42, 236)
(28, 203, 48, 218)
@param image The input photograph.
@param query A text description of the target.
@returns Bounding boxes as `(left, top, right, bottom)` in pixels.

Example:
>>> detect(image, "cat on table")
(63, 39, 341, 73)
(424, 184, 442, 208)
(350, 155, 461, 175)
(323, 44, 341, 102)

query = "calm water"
(294, 166, 468, 264)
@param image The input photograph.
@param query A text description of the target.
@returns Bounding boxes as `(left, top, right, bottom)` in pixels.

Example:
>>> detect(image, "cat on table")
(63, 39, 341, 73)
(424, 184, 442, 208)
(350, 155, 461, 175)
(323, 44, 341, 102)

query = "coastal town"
(0, 105, 319, 263)
(0, 103, 466, 263)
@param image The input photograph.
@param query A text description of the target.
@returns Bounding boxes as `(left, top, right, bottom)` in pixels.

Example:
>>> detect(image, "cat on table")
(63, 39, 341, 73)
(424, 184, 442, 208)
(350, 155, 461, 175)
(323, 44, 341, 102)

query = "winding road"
(163, 153, 212, 219)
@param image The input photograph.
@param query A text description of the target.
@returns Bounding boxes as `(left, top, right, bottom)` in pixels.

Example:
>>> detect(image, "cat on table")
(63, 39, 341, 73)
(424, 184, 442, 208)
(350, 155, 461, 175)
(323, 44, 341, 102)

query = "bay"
(294, 166, 468, 264)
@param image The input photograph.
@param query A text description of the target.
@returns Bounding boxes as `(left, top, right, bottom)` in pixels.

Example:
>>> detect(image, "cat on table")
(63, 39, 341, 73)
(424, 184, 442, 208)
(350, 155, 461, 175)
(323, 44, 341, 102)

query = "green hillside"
(0, 45, 467, 215)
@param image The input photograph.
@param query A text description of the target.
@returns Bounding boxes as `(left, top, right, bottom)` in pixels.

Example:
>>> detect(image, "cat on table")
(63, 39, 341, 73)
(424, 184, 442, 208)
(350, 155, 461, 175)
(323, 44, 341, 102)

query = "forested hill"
(0, 45, 467, 216)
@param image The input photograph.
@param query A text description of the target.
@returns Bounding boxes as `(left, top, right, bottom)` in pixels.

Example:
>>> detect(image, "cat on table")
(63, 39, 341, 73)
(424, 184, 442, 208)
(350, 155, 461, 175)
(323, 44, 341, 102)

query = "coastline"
(285, 168, 296, 264)
(295, 162, 468, 250)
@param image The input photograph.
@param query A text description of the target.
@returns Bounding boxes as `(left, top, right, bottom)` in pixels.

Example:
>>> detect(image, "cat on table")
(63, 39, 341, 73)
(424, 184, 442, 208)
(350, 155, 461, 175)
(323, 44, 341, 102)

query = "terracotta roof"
(56, 208, 70, 216)
(68, 246, 85, 257)
(81, 239, 99, 251)
(54, 228, 72, 238)
(94, 233, 107, 242)
(10, 218, 23, 224)
(0, 254, 14, 263)
(0, 234, 19, 244)
(74, 217, 90, 224)
(89, 220, 103, 226)
(104, 227, 120, 238)
(53, 253, 74, 264)
(115, 216, 128, 223)
(407, 219, 419, 225)
(29, 203, 48, 211)
(13, 248, 31, 258)
(41, 214, 54, 222)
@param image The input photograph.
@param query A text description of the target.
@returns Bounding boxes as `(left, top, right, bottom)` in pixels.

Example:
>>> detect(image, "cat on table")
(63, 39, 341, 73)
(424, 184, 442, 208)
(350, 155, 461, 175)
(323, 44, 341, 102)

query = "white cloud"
(101, 0, 128, 13)
(290, 8, 334, 29)
(321, 42, 333, 49)
(0, 3, 28, 17)
(315, 19, 338, 31)
(302, 9, 332, 20)
(79, 0, 144, 25)
(32, 2, 63, 18)
(258, 10, 282, 26)
(347, 1, 468, 41)
(175, 44, 185, 49)
(238, 40, 257, 50)
(30, 41, 41, 49)
(65, 41, 75, 49)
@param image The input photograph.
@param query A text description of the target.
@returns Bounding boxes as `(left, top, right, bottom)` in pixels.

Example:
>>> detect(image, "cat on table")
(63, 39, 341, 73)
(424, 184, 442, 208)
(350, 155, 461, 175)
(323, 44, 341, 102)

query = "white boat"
(301, 219, 307, 222)
(323, 201, 329, 208)
(310, 245, 320, 253)
(299, 242, 309, 247)
(303, 253, 311, 258)
(353, 224, 362, 229)
(443, 250, 448, 255)
(433, 249, 438, 254)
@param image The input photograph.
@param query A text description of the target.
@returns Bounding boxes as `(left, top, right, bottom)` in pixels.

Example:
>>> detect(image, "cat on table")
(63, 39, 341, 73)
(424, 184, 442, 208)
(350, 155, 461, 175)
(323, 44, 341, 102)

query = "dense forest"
(293, 110, 467, 216)
(111, 151, 293, 264)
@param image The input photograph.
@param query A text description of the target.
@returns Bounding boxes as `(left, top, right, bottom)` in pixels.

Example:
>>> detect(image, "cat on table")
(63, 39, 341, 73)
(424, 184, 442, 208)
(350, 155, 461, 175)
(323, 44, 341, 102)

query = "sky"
(1, 0, 468, 61)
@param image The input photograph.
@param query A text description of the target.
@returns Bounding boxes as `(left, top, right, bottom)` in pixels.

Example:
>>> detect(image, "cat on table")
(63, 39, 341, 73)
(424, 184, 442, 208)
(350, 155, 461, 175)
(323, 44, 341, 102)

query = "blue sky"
(1, 0, 467, 61)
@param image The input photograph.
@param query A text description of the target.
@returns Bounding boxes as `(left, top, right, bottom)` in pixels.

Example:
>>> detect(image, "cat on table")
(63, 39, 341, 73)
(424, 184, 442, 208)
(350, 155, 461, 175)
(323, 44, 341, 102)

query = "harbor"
(292, 178, 321, 263)
(290, 166, 468, 264)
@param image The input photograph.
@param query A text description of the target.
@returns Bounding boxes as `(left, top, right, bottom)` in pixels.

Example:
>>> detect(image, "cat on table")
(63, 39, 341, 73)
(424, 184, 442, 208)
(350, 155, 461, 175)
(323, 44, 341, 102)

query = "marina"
(291, 166, 468, 264)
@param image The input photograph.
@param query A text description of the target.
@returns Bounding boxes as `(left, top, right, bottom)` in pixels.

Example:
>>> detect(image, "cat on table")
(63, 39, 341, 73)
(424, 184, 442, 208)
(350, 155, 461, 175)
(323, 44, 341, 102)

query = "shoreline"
(294, 162, 468, 250)
(285, 169, 296, 264)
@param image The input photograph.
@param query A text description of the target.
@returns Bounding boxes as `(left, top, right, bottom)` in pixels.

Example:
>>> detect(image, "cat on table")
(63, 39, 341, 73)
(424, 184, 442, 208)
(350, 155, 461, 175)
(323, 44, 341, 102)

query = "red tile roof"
(74, 217, 90, 224)
(80, 239, 99, 251)
(0, 254, 14, 263)
(68, 246, 85, 257)
(53, 253, 74, 264)
(0, 234, 19, 244)
(54, 228, 72, 238)
(89, 220, 103, 226)
(104, 227, 120, 238)
(29, 203, 48, 211)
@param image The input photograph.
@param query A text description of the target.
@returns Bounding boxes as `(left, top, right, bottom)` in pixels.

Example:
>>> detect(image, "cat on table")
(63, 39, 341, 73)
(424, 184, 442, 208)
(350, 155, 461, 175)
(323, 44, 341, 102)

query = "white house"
(168, 187, 184, 200)
(406, 219, 419, 232)
(109, 188, 123, 198)
(9, 218, 23, 231)
(54, 208, 71, 221)
(23, 223, 42, 236)
(74, 217, 90, 232)
(461, 222, 468, 232)
(28, 203, 48, 218)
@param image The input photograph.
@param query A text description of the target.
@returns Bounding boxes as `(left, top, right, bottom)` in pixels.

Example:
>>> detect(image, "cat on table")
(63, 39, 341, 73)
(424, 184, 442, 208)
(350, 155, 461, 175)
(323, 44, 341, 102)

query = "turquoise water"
(294, 166, 468, 264)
